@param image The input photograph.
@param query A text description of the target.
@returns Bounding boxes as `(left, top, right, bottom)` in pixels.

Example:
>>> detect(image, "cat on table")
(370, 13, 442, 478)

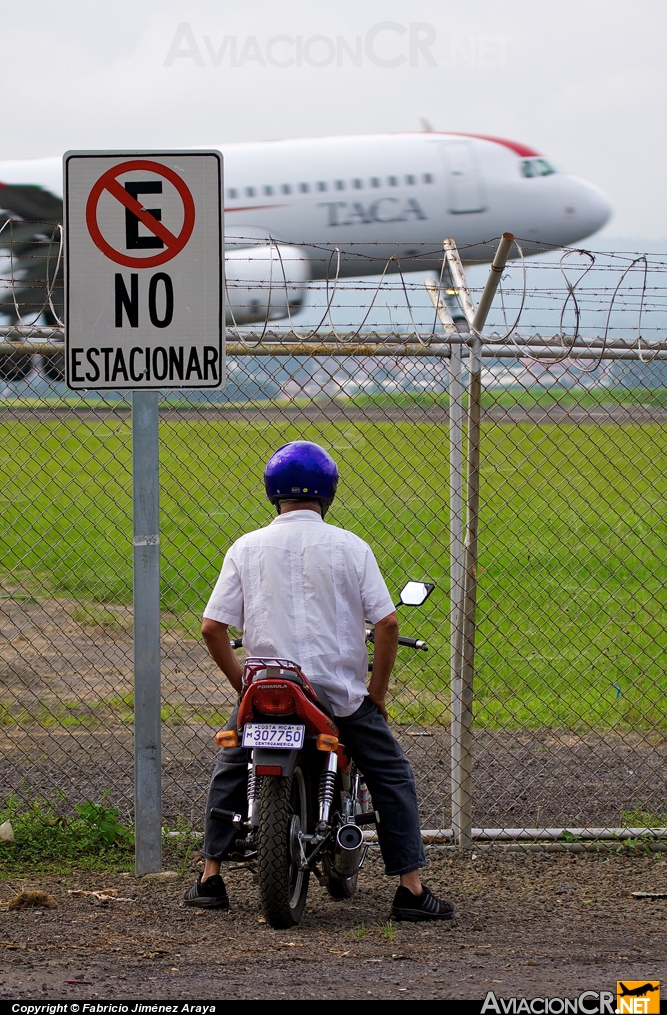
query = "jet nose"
(570, 178, 613, 237)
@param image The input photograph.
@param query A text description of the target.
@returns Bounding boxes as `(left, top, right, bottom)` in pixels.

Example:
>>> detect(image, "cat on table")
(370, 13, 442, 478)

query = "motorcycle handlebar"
(231, 634, 426, 652)
(398, 635, 428, 651)
(365, 628, 427, 651)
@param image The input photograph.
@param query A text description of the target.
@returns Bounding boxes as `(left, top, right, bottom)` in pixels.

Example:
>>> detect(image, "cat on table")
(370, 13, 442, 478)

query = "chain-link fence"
(1, 226, 666, 843)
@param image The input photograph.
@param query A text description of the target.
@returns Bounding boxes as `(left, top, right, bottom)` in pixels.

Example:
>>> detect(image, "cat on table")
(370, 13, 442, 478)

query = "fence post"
(424, 275, 466, 840)
(132, 390, 162, 875)
(457, 332, 481, 849)
(444, 234, 514, 848)
(447, 341, 465, 840)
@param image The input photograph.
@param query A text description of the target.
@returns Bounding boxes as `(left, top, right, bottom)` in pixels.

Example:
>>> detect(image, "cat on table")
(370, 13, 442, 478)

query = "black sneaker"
(183, 873, 230, 910)
(391, 884, 454, 921)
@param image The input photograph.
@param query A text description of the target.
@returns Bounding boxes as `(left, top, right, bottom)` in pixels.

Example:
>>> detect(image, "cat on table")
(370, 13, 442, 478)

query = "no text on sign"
(64, 150, 224, 390)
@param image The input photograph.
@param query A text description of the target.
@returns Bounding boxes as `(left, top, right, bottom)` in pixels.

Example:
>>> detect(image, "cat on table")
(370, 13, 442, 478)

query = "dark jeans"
(201, 695, 426, 876)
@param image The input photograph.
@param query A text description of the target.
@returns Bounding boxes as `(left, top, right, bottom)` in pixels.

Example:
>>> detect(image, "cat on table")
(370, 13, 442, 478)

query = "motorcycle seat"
(310, 683, 336, 722)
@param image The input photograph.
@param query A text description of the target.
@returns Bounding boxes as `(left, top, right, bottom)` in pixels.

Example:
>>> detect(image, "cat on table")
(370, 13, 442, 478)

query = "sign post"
(64, 150, 224, 873)
(132, 389, 161, 874)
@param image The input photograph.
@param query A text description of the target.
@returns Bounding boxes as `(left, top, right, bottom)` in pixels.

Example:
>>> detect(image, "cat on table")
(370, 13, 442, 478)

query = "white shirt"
(203, 510, 395, 716)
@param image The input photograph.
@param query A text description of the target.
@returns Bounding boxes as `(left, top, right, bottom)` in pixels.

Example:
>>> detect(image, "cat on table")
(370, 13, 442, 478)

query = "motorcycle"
(213, 579, 434, 928)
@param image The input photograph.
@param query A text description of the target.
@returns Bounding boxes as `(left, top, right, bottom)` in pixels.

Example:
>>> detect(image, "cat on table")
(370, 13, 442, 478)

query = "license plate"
(242, 723, 305, 749)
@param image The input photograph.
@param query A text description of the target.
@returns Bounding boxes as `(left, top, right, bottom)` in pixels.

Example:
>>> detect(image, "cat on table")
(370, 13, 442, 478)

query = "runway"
(1, 403, 666, 425)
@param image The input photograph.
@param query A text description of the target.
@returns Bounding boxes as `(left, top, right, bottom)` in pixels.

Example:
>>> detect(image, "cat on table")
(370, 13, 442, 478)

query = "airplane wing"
(0, 183, 63, 223)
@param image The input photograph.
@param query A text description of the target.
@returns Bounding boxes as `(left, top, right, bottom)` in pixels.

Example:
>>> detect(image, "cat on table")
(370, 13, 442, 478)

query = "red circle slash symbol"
(85, 159, 195, 268)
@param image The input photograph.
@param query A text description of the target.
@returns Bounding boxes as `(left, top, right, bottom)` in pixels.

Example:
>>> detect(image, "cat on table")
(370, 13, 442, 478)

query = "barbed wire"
(3, 223, 667, 359)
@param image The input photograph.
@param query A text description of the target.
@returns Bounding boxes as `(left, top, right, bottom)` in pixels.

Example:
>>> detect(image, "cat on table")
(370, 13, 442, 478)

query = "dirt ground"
(1, 849, 666, 1002)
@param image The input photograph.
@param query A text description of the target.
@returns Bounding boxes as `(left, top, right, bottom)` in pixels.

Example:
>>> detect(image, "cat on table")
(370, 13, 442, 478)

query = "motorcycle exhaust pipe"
(333, 822, 364, 878)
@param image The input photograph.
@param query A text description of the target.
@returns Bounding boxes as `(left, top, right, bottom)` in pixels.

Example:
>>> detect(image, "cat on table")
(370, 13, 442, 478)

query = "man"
(184, 441, 453, 921)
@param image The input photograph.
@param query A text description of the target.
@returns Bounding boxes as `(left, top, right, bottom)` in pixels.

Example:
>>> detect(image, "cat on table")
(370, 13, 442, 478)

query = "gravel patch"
(0, 850, 666, 1000)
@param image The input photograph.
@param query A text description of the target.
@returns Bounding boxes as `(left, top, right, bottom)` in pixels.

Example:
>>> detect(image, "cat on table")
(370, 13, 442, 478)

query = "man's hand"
(367, 612, 398, 722)
(367, 691, 389, 721)
(202, 618, 244, 693)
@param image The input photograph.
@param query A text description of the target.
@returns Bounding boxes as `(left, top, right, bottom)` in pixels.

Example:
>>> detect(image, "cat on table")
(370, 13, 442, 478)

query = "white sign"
(64, 150, 224, 390)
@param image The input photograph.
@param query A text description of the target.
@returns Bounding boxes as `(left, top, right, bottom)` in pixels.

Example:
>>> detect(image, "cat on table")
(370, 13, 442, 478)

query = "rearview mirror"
(398, 580, 435, 607)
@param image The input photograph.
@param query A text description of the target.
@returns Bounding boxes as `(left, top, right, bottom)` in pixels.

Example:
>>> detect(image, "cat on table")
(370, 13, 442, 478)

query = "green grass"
(620, 808, 667, 827)
(0, 794, 134, 875)
(0, 697, 232, 729)
(1, 414, 666, 731)
(0, 795, 203, 877)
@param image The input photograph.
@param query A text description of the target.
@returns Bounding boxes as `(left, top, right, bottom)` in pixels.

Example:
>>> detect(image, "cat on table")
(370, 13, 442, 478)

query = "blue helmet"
(264, 441, 339, 516)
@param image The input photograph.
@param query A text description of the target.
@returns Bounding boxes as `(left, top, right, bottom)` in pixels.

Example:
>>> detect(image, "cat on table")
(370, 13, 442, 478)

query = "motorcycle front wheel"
(257, 764, 310, 928)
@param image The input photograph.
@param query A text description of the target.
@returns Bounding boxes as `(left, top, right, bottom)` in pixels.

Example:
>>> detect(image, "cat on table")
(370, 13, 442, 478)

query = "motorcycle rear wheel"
(257, 765, 310, 928)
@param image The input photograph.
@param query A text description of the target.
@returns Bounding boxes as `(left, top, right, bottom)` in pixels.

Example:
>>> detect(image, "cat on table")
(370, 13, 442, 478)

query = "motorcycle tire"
(257, 764, 310, 928)
(324, 870, 358, 899)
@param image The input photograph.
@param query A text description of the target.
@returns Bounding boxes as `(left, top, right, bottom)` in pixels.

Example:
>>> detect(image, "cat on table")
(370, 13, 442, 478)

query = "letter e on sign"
(64, 150, 224, 390)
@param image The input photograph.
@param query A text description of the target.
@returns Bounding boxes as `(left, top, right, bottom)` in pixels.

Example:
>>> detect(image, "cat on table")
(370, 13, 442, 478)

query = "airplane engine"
(225, 244, 309, 325)
(41, 351, 65, 381)
(0, 343, 32, 382)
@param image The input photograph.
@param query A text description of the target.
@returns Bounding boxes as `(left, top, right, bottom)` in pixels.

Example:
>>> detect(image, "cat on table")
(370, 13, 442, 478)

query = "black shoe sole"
(391, 905, 454, 922)
(183, 895, 230, 910)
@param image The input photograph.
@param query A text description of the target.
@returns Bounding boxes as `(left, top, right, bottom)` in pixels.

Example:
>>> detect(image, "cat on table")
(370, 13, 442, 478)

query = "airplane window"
(281, 184, 292, 194)
(370, 177, 381, 188)
(227, 188, 238, 199)
(422, 173, 434, 184)
(335, 180, 346, 190)
(299, 183, 310, 193)
(388, 176, 398, 186)
(245, 186, 256, 197)
(522, 159, 557, 178)
(352, 178, 363, 189)
(317, 181, 328, 191)
(405, 175, 416, 185)
(263, 185, 274, 196)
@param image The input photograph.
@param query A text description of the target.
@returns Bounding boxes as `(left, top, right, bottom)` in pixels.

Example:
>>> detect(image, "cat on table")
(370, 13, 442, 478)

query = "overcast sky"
(3, 0, 666, 240)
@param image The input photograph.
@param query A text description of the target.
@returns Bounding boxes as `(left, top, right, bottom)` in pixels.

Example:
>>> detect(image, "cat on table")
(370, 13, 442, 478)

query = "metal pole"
(441, 241, 477, 848)
(472, 233, 515, 334)
(447, 341, 465, 841)
(132, 389, 162, 874)
(457, 332, 481, 849)
(425, 275, 465, 841)
(443, 234, 514, 849)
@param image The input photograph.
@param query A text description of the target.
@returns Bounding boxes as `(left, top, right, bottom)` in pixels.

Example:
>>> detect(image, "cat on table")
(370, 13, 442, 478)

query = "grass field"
(1, 415, 666, 731)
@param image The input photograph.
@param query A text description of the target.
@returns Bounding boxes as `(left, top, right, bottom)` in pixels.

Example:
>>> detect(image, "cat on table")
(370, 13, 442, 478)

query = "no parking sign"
(64, 150, 224, 389)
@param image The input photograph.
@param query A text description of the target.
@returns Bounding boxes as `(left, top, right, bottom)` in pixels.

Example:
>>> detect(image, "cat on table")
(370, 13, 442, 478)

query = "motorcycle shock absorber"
(247, 761, 257, 824)
(318, 751, 338, 825)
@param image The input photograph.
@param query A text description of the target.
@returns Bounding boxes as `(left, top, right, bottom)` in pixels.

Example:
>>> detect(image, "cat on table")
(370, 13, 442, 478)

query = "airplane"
(0, 130, 612, 378)
(618, 984, 660, 997)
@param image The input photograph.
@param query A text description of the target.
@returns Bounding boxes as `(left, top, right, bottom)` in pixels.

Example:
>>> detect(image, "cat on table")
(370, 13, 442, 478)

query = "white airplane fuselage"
(0, 131, 612, 280)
